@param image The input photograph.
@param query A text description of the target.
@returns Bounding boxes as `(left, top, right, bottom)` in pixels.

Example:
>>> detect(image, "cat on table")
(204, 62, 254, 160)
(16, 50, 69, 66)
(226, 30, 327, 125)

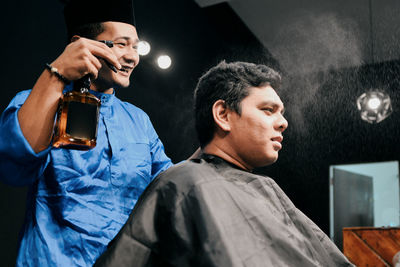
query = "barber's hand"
(50, 36, 122, 81)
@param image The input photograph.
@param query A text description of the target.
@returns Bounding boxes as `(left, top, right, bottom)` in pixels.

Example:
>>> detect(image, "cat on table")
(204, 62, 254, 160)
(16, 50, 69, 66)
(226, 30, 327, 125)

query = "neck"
(202, 141, 252, 171)
(90, 86, 114, 94)
(100, 88, 114, 94)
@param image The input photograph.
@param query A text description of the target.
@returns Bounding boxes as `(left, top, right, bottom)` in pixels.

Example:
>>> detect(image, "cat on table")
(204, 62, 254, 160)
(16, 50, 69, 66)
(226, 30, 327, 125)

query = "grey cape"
(95, 155, 354, 267)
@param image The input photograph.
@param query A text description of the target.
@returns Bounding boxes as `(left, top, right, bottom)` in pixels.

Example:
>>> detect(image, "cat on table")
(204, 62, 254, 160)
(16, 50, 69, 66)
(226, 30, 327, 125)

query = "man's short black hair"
(68, 22, 105, 41)
(194, 61, 282, 148)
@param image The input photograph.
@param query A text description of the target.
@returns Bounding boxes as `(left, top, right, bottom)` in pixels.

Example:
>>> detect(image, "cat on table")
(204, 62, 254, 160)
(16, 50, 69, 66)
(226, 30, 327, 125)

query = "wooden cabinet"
(343, 227, 400, 266)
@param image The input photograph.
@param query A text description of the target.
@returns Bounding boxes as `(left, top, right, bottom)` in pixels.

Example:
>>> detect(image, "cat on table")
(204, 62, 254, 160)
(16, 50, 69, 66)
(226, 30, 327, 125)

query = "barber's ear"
(212, 100, 231, 132)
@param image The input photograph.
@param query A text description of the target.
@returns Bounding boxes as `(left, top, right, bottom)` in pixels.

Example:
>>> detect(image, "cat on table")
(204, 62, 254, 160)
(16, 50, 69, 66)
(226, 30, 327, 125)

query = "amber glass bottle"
(53, 76, 101, 150)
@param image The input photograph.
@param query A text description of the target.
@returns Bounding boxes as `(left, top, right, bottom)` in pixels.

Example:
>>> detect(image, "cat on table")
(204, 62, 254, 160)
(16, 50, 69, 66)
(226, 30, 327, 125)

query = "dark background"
(1, 0, 399, 265)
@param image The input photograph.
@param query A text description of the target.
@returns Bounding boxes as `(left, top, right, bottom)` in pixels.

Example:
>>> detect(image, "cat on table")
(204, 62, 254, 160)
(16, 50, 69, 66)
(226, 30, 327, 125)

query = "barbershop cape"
(95, 155, 353, 267)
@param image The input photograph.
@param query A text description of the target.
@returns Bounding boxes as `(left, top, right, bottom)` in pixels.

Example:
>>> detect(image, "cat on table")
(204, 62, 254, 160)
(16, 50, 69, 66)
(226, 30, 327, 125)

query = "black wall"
(1, 0, 399, 265)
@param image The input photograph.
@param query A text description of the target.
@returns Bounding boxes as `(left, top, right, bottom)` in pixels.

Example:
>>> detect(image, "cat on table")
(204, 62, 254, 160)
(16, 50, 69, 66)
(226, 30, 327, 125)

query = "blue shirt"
(0, 88, 173, 266)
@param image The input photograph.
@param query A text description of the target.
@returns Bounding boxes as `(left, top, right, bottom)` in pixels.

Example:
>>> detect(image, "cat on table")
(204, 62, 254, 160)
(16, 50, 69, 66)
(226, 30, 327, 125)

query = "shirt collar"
(89, 89, 115, 106)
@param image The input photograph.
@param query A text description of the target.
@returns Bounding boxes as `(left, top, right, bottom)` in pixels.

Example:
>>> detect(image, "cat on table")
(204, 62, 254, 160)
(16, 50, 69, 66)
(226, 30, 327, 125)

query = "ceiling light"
(137, 40, 151, 56)
(367, 97, 381, 110)
(356, 90, 392, 124)
(157, 55, 172, 69)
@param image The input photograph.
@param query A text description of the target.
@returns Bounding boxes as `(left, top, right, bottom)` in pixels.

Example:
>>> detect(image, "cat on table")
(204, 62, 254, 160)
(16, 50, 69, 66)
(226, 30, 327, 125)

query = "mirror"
(329, 161, 399, 249)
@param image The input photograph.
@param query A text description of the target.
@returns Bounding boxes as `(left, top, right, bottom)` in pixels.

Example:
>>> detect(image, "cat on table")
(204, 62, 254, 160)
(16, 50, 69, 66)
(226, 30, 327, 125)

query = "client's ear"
(212, 100, 231, 132)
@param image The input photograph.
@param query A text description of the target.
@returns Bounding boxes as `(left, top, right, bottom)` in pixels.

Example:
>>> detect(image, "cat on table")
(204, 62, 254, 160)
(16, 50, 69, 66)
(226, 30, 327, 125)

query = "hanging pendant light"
(356, 0, 393, 124)
(356, 90, 392, 124)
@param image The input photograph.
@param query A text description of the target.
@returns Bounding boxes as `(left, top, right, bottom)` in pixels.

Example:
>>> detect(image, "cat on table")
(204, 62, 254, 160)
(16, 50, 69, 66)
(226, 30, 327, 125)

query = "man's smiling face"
(92, 21, 140, 92)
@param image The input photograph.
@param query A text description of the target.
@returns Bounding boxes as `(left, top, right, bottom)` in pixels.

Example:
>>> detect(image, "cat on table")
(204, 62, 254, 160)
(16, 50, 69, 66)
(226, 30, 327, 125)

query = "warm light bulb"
(157, 55, 172, 69)
(137, 40, 151, 56)
(367, 97, 381, 110)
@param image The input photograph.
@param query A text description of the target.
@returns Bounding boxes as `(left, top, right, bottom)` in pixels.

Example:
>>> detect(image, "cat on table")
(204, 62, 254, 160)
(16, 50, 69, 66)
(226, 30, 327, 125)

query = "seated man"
(95, 61, 353, 267)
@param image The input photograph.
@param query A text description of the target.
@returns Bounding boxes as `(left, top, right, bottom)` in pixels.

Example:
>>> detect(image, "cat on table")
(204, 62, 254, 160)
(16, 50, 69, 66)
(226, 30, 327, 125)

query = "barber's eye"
(116, 42, 127, 47)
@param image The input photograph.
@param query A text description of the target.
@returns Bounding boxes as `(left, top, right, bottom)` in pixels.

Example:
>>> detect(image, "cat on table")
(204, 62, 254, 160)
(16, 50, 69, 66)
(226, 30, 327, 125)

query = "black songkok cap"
(64, 0, 135, 37)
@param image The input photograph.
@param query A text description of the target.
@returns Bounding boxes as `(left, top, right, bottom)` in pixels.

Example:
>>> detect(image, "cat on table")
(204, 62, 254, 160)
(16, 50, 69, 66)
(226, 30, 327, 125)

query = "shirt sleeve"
(0, 90, 51, 186)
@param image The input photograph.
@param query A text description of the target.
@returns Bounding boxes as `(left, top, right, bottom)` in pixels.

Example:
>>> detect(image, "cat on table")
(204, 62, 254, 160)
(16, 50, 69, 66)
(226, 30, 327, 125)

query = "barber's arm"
(0, 38, 121, 185)
(17, 37, 121, 153)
